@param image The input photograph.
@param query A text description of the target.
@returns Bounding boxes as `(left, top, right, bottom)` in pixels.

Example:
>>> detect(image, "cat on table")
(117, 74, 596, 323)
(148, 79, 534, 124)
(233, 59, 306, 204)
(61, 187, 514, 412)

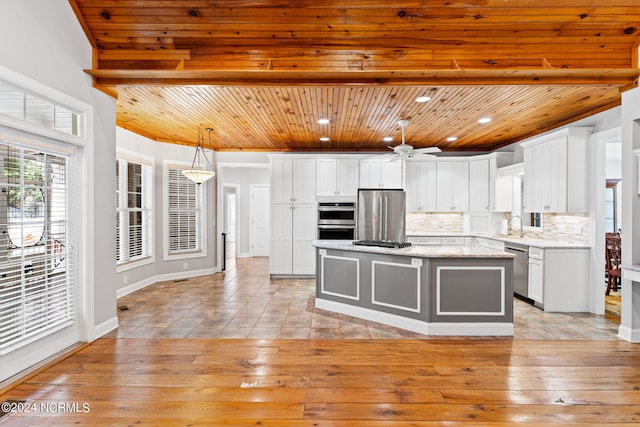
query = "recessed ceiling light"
(447, 136, 458, 142)
(320, 137, 330, 142)
(478, 117, 492, 124)
(383, 136, 393, 142)
(415, 95, 432, 103)
(317, 118, 330, 125)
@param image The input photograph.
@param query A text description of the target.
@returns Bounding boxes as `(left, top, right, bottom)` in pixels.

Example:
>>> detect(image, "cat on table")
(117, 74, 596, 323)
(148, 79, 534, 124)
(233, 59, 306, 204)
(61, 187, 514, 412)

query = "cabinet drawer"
(442, 236, 464, 246)
(529, 247, 544, 260)
(407, 236, 442, 246)
(476, 238, 505, 251)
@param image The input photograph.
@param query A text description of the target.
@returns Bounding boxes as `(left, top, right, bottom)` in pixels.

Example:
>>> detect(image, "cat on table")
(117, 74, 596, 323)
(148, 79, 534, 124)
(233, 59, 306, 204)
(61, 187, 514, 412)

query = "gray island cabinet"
(313, 241, 515, 336)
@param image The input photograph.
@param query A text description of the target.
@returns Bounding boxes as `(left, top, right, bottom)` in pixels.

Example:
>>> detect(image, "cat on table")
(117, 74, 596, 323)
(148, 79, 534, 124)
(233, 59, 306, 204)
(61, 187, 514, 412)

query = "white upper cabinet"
(359, 158, 403, 189)
(521, 127, 591, 213)
(405, 161, 437, 212)
(270, 157, 294, 204)
(271, 157, 316, 204)
(292, 158, 317, 203)
(316, 158, 359, 197)
(436, 161, 469, 212)
(468, 159, 490, 212)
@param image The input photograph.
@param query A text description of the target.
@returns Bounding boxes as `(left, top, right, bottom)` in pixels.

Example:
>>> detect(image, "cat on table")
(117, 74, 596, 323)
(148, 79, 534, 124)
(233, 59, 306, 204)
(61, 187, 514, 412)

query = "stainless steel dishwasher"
(505, 243, 529, 299)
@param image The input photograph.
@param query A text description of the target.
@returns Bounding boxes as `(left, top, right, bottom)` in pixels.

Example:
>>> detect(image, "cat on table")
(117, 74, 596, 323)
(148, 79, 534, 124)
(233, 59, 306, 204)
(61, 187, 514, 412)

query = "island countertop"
(312, 240, 515, 259)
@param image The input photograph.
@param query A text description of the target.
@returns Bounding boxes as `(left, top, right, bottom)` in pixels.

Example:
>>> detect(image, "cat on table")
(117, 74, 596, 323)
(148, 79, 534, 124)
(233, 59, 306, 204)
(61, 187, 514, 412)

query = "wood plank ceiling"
(69, 1, 640, 152)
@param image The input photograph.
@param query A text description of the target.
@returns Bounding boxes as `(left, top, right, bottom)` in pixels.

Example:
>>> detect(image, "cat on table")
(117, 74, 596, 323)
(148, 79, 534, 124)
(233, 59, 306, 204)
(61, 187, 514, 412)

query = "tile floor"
(106, 252, 622, 341)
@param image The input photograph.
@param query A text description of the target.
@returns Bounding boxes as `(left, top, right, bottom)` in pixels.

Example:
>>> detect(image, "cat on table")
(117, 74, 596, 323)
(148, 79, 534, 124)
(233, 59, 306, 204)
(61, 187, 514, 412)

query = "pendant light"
(182, 128, 216, 184)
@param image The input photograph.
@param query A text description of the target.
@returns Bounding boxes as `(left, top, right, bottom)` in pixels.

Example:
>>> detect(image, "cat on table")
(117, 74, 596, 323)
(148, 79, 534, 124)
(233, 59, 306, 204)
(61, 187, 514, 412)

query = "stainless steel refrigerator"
(357, 189, 407, 242)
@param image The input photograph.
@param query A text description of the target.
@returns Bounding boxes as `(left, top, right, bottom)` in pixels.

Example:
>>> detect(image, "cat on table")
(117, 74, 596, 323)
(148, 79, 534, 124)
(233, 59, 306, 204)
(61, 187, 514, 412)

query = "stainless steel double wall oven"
(317, 202, 356, 240)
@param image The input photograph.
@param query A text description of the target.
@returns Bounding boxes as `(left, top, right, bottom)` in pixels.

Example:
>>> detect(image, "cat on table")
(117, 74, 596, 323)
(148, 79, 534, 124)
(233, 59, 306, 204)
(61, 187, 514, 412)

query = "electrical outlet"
(572, 225, 582, 235)
(123, 275, 128, 285)
(558, 225, 567, 233)
(183, 262, 188, 270)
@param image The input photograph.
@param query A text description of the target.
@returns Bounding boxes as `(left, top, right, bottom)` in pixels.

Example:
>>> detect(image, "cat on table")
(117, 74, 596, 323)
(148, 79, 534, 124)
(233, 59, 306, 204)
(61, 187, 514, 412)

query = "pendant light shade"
(182, 128, 216, 184)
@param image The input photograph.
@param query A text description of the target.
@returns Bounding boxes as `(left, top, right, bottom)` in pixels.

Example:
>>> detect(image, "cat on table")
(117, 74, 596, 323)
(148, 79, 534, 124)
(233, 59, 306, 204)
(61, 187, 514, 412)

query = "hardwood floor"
(0, 254, 637, 425)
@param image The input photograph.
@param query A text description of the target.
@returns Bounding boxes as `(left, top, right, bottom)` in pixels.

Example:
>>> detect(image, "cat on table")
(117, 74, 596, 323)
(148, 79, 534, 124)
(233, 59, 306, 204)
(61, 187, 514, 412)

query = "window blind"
(0, 143, 73, 354)
(167, 167, 201, 254)
(115, 158, 152, 265)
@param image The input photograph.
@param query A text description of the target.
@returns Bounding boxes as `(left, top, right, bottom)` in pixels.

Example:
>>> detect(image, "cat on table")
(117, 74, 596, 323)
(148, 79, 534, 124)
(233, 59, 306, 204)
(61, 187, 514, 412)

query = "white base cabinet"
(270, 204, 316, 276)
(527, 246, 589, 312)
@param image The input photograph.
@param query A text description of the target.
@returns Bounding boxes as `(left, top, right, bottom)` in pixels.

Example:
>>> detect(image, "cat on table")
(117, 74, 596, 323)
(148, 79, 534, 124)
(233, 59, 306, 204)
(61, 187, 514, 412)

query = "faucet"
(508, 215, 524, 238)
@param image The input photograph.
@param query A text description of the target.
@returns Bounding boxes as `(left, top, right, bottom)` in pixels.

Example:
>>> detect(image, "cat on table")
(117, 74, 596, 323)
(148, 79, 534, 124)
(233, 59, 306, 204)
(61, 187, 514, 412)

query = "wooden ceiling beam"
(98, 49, 191, 61)
(84, 68, 639, 87)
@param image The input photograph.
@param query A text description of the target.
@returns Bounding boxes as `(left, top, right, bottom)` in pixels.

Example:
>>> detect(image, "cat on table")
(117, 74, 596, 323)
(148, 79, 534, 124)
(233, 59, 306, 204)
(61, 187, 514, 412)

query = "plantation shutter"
(167, 167, 201, 254)
(0, 143, 74, 354)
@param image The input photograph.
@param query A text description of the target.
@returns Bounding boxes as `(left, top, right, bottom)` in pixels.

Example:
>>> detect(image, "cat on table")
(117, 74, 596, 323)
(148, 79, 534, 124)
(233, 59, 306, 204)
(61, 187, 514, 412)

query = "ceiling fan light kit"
(386, 120, 441, 162)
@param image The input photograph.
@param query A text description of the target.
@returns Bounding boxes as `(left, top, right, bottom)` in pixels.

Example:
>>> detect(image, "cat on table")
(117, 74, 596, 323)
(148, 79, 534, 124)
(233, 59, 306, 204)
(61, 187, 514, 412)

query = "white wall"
(0, 0, 117, 379)
(116, 128, 218, 294)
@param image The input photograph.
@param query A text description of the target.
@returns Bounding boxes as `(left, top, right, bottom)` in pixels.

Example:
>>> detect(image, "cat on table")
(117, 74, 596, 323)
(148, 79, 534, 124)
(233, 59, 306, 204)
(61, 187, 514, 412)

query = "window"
(0, 142, 73, 354)
(116, 156, 152, 267)
(165, 165, 205, 258)
(0, 81, 80, 137)
(605, 179, 620, 234)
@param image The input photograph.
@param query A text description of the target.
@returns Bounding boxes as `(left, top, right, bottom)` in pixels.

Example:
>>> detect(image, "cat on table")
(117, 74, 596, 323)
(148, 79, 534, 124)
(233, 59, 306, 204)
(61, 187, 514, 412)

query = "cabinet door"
(548, 137, 567, 212)
(292, 204, 317, 274)
(380, 161, 403, 188)
(336, 159, 359, 196)
(269, 204, 293, 274)
(451, 161, 469, 212)
(531, 143, 547, 211)
(421, 162, 438, 212)
(522, 147, 534, 212)
(436, 162, 454, 211)
(468, 159, 489, 212)
(270, 158, 293, 204)
(405, 162, 423, 211)
(528, 257, 544, 304)
(359, 159, 381, 188)
(292, 158, 316, 203)
(316, 159, 337, 197)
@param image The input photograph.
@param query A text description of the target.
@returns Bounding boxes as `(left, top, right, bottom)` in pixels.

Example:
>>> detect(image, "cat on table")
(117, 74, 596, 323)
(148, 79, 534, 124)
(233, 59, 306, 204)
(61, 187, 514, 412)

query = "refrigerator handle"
(379, 197, 383, 239)
(383, 196, 388, 240)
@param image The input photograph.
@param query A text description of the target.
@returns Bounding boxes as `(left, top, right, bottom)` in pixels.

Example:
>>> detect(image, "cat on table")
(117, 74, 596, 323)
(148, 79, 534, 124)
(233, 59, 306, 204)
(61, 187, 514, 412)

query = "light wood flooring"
(0, 253, 636, 425)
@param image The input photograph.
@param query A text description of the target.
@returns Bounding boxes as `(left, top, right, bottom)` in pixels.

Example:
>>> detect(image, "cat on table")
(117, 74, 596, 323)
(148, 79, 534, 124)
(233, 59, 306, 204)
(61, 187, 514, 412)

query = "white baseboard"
(237, 252, 252, 258)
(91, 315, 119, 340)
(618, 325, 640, 342)
(316, 298, 514, 337)
(116, 266, 221, 299)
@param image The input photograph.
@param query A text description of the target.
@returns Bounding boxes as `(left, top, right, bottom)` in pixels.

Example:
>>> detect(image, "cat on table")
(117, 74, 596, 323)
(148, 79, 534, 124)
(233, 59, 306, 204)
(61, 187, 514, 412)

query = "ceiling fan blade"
(413, 147, 442, 154)
(386, 155, 401, 163)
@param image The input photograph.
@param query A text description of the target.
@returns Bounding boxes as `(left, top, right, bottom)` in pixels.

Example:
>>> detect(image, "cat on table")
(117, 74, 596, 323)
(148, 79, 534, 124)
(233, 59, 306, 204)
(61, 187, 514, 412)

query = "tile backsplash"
(407, 212, 590, 244)
(406, 213, 464, 234)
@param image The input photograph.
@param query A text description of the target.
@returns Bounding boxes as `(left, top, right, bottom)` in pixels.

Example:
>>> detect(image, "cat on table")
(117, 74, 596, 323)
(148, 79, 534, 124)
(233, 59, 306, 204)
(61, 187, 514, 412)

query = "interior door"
(250, 185, 270, 257)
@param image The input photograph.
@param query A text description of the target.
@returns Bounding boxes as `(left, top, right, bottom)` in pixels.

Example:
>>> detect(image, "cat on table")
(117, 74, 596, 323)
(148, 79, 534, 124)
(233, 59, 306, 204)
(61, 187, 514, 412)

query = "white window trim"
(0, 66, 88, 147)
(0, 65, 95, 381)
(162, 159, 208, 261)
(116, 149, 155, 273)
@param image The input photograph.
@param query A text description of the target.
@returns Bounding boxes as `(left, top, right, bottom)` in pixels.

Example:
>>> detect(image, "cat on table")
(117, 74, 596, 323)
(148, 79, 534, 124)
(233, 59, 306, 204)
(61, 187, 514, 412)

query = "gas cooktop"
(352, 240, 412, 249)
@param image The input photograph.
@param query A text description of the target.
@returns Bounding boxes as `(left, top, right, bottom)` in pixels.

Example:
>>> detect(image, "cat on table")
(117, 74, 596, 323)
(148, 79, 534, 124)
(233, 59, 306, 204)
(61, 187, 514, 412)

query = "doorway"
(605, 163, 622, 322)
(223, 185, 239, 261)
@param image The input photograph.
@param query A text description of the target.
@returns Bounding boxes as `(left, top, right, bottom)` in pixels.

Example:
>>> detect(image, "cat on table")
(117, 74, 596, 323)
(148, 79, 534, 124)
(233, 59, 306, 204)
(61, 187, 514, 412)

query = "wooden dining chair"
(605, 235, 622, 295)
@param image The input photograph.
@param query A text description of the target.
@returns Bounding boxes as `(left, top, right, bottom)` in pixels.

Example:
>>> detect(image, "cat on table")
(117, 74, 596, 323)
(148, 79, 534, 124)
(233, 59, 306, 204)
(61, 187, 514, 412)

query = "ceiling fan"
(386, 120, 441, 162)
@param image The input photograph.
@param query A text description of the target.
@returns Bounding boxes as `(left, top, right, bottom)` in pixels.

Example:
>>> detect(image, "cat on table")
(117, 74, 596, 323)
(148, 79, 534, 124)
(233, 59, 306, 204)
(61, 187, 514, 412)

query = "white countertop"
(313, 240, 515, 258)
(409, 233, 590, 249)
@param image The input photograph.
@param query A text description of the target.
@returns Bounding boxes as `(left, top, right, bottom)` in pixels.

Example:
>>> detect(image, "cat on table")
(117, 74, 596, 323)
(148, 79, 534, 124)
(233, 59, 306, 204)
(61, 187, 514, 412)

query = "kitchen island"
(313, 241, 515, 336)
